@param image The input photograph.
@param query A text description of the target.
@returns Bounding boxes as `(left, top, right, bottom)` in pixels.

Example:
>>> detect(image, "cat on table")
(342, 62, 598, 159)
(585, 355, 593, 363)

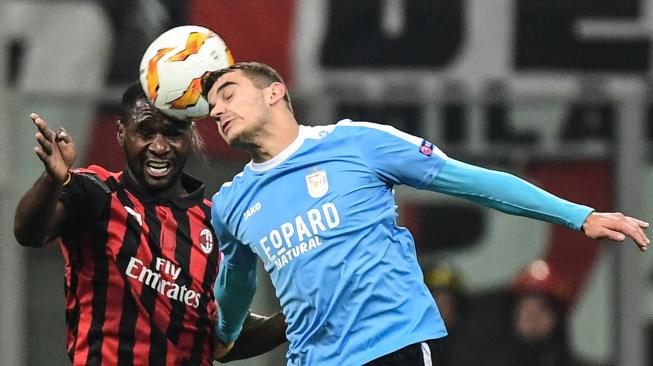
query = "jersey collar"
(249, 125, 308, 172)
(121, 170, 206, 209)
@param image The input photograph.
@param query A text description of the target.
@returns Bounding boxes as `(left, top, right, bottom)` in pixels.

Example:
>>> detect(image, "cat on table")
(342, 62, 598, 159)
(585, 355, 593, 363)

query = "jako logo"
(243, 202, 262, 221)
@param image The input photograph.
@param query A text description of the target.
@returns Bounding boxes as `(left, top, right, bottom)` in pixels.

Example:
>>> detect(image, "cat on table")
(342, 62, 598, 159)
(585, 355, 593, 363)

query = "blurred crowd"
(423, 259, 608, 366)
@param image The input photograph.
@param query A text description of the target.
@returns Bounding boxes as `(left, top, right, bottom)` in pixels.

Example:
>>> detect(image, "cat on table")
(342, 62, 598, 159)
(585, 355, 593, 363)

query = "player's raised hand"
(55, 126, 76, 167)
(582, 212, 650, 252)
(31, 112, 76, 184)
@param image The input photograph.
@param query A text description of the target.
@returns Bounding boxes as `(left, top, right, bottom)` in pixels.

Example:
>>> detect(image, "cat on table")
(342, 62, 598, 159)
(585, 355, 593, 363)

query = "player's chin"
(220, 127, 241, 147)
(219, 132, 236, 146)
(143, 168, 178, 190)
(142, 176, 170, 191)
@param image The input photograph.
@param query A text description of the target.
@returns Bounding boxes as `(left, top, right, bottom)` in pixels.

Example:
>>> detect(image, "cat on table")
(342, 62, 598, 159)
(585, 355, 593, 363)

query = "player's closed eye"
(138, 129, 155, 139)
(164, 130, 185, 141)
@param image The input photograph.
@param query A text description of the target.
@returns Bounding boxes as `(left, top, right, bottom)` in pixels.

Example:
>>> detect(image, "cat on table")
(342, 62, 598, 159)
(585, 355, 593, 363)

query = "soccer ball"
(139, 25, 234, 120)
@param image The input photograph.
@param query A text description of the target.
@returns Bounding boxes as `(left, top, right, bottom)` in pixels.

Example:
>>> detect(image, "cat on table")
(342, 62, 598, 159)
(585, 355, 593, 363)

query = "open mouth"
(145, 160, 172, 177)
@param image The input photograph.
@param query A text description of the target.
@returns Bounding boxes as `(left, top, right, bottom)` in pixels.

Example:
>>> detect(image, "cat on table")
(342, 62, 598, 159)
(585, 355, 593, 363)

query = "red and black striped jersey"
(58, 165, 219, 366)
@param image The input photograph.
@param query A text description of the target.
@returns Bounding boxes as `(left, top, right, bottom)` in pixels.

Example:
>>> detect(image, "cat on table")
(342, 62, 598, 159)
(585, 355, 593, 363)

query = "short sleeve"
(59, 172, 110, 234)
(343, 121, 448, 188)
(211, 202, 257, 270)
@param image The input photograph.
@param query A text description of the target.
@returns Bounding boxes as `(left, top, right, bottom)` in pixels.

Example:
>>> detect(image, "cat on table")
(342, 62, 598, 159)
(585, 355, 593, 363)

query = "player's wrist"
(61, 171, 72, 186)
(42, 170, 72, 187)
(581, 211, 597, 233)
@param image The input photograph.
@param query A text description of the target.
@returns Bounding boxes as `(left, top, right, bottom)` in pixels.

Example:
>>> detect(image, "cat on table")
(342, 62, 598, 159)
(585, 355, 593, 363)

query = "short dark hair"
(120, 81, 189, 125)
(120, 81, 149, 123)
(201, 62, 293, 112)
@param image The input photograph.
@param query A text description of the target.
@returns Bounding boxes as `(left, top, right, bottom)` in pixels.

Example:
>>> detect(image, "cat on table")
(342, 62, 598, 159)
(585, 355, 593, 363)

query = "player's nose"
(209, 103, 225, 121)
(149, 134, 170, 155)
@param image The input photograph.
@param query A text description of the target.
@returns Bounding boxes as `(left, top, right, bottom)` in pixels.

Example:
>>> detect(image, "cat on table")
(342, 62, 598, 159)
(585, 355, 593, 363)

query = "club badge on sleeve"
(419, 139, 435, 157)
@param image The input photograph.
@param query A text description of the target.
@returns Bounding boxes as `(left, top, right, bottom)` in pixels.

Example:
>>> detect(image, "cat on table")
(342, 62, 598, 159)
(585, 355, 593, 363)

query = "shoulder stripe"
(337, 120, 447, 159)
(337, 120, 423, 146)
(80, 173, 113, 194)
(302, 124, 337, 140)
(71, 165, 121, 181)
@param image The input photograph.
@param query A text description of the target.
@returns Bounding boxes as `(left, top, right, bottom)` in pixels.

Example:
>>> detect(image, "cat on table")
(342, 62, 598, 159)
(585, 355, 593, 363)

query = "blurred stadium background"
(1, 1, 653, 365)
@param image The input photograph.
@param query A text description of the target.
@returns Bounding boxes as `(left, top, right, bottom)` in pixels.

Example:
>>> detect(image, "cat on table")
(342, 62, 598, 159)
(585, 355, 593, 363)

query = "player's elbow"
(13, 217, 48, 247)
(13, 226, 37, 247)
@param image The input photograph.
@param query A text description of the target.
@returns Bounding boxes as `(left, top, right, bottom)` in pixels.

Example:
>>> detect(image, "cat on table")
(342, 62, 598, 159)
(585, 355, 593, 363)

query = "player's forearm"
(428, 158, 594, 230)
(214, 261, 257, 343)
(218, 312, 287, 362)
(14, 172, 65, 246)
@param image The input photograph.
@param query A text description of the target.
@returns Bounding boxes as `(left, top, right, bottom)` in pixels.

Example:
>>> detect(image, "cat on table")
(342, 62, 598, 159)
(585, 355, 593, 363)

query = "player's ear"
(268, 82, 285, 105)
(116, 120, 126, 147)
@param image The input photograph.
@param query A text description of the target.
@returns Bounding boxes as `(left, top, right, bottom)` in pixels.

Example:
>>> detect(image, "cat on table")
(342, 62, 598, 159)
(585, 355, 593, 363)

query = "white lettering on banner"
(125, 257, 200, 308)
(297, 1, 653, 86)
(294, 1, 652, 159)
(259, 203, 340, 269)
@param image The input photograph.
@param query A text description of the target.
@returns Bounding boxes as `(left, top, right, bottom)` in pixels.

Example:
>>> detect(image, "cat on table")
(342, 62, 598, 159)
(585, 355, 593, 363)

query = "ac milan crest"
(199, 228, 214, 254)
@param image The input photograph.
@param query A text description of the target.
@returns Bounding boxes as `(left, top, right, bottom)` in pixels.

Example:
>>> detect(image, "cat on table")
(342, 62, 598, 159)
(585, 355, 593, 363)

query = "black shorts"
(364, 337, 447, 366)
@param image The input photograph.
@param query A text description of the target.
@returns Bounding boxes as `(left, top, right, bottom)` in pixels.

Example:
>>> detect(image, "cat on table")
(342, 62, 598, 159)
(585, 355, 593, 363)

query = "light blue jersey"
(212, 121, 448, 365)
(211, 120, 594, 366)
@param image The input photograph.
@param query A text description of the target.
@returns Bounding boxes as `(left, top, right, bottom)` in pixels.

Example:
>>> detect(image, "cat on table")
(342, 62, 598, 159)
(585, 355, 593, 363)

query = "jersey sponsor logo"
(305, 167, 329, 198)
(258, 203, 341, 270)
(243, 202, 262, 221)
(419, 139, 435, 156)
(124, 206, 143, 226)
(199, 228, 214, 254)
(125, 256, 201, 308)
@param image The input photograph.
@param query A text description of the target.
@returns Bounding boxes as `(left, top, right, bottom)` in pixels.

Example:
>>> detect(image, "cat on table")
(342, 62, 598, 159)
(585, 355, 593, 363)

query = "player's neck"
(249, 116, 300, 163)
(127, 168, 188, 199)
